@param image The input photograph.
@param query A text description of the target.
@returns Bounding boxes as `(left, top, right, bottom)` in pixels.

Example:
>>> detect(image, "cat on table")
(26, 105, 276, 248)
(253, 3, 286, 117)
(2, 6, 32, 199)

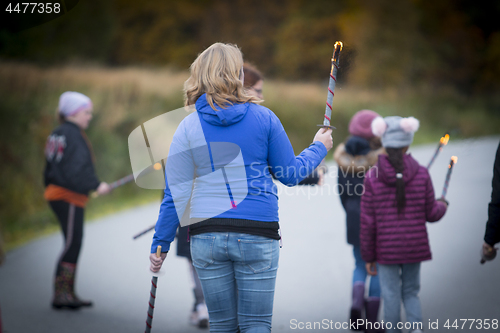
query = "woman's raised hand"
(313, 128, 333, 151)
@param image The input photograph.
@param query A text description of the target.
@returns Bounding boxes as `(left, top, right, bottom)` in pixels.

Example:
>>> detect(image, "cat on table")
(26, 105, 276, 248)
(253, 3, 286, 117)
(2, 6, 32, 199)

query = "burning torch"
(427, 133, 450, 169)
(319, 41, 343, 129)
(441, 156, 457, 199)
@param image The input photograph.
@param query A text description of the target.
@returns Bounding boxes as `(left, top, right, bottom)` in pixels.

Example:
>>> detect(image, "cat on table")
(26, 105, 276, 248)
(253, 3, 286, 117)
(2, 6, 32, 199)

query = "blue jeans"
(353, 246, 381, 297)
(378, 263, 423, 333)
(190, 232, 280, 333)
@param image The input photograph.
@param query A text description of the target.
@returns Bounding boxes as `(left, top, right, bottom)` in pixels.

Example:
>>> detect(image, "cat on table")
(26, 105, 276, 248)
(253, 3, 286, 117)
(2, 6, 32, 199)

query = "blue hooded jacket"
(151, 94, 327, 252)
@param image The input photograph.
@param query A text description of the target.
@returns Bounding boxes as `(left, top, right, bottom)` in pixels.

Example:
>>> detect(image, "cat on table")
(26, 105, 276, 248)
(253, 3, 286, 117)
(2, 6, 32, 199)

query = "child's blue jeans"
(353, 246, 381, 297)
(378, 263, 423, 333)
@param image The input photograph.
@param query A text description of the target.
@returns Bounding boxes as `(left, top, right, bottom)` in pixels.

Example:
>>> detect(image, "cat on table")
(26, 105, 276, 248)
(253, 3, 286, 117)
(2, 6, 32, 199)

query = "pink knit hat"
(348, 110, 380, 139)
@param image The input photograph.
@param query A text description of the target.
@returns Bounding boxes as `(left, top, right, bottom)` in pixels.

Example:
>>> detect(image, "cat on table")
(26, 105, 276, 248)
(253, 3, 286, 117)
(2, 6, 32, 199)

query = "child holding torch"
(360, 116, 448, 333)
(44, 92, 111, 309)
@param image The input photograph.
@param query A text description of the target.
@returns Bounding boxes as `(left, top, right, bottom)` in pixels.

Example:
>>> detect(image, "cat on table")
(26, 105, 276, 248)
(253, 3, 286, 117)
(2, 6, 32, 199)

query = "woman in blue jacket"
(149, 42, 333, 332)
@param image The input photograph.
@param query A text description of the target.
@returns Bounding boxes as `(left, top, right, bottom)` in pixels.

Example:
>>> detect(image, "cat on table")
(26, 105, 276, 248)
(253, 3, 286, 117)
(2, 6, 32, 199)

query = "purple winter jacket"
(360, 153, 447, 264)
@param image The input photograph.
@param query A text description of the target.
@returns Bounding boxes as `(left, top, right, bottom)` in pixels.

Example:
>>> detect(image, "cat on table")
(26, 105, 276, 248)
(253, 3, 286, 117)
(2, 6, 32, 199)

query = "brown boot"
(52, 262, 93, 310)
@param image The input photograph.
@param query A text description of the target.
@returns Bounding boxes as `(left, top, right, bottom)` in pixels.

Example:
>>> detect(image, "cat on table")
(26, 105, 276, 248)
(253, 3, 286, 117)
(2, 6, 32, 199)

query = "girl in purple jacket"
(360, 116, 448, 333)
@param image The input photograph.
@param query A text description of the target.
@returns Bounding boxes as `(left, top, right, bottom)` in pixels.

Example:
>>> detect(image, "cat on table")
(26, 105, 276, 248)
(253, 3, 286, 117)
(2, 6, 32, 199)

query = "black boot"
(365, 297, 385, 333)
(350, 282, 365, 331)
(52, 262, 93, 310)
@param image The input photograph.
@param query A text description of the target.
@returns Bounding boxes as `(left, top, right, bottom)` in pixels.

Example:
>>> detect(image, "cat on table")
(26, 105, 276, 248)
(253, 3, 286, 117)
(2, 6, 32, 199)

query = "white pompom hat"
(371, 116, 419, 148)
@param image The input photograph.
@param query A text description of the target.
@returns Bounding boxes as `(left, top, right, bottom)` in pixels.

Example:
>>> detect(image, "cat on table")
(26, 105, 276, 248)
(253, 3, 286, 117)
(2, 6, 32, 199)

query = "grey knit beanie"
(371, 116, 420, 148)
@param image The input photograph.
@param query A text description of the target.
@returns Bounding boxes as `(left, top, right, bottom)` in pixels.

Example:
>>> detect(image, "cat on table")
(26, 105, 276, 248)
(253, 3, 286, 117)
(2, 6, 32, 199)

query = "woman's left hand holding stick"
(149, 250, 167, 272)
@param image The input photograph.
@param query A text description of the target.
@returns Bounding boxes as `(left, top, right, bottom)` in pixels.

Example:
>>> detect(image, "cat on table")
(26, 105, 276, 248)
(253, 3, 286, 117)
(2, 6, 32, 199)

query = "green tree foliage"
(274, 0, 344, 80)
(336, 0, 426, 89)
(109, 0, 288, 75)
(1, 0, 499, 94)
(110, 0, 208, 67)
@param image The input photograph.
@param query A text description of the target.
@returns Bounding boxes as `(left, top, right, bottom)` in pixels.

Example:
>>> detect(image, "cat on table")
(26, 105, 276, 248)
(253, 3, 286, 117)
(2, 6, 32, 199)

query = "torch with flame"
(319, 41, 343, 129)
(441, 156, 457, 199)
(427, 133, 450, 169)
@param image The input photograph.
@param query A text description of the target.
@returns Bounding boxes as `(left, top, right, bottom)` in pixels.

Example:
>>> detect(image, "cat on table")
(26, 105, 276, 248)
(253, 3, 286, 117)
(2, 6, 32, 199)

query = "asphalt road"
(1, 137, 499, 333)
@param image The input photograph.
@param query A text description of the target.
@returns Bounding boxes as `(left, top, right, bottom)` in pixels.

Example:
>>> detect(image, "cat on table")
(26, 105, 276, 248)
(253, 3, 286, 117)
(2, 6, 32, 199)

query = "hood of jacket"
(334, 139, 384, 175)
(345, 135, 371, 155)
(195, 93, 249, 127)
(377, 153, 420, 185)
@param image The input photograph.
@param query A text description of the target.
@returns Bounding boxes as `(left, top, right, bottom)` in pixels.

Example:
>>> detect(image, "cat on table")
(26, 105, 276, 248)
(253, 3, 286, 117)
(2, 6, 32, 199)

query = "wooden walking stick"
(145, 245, 162, 333)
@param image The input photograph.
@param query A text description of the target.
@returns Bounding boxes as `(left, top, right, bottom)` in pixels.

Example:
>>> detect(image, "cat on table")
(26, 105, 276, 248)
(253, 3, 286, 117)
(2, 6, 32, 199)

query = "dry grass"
(0, 62, 498, 251)
(0, 62, 188, 95)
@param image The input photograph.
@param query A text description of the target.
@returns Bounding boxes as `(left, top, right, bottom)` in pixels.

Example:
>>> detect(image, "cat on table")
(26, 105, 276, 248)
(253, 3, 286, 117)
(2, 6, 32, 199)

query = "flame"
(153, 162, 162, 170)
(451, 156, 458, 164)
(332, 41, 344, 70)
(334, 41, 343, 51)
(440, 134, 450, 145)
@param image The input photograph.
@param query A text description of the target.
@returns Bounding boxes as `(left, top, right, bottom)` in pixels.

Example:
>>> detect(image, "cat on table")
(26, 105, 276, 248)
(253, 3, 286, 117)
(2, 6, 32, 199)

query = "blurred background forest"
(1, 0, 499, 249)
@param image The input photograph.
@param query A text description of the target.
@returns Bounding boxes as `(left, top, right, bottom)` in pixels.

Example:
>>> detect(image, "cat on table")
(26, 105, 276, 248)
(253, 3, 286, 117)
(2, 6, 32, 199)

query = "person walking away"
(360, 116, 448, 333)
(334, 110, 384, 331)
(482, 141, 500, 262)
(149, 42, 333, 332)
(44, 91, 111, 309)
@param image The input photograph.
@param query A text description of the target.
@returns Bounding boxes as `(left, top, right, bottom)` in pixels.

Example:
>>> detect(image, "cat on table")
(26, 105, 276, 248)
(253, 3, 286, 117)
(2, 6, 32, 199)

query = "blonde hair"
(184, 43, 261, 110)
